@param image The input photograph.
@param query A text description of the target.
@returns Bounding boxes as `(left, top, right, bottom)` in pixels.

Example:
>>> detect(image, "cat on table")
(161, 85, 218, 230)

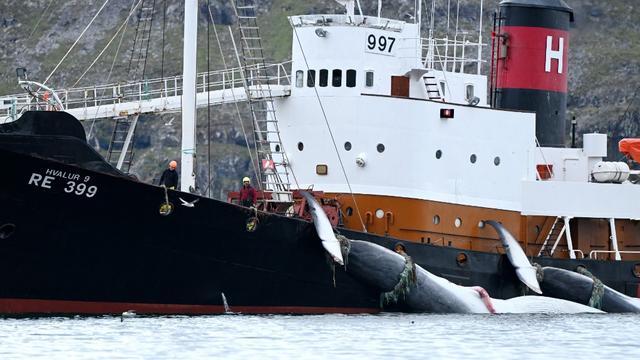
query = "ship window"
(365, 71, 374, 87)
(494, 156, 501, 166)
(455, 217, 462, 228)
(433, 215, 440, 225)
(295, 70, 303, 87)
(297, 142, 304, 151)
(377, 143, 385, 153)
(435, 150, 442, 159)
(439, 81, 446, 97)
(307, 70, 316, 87)
(346, 69, 356, 87)
(319, 69, 328, 87)
(344, 141, 352, 151)
(346, 207, 353, 216)
(465, 84, 475, 101)
(332, 69, 342, 87)
(470, 154, 477, 164)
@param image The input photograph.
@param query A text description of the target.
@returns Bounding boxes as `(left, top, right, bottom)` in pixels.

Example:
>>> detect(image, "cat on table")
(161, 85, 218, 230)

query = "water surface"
(1, 313, 637, 359)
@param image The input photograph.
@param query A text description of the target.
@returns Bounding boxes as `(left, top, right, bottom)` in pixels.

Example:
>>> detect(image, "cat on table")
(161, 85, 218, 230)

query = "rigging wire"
(28, 0, 55, 39)
(161, 0, 167, 81)
(290, 22, 367, 233)
(206, 8, 262, 192)
(207, 0, 212, 198)
(86, 0, 141, 141)
(43, 0, 111, 86)
(72, 0, 143, 88)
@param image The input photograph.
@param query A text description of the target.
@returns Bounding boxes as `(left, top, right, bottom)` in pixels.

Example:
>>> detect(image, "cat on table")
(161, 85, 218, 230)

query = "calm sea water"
(1, 313, 638, 359)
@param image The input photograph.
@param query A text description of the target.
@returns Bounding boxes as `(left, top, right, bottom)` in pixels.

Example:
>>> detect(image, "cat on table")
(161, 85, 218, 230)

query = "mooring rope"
(576, 265, 604, 310)
(380, 252, 416, 307)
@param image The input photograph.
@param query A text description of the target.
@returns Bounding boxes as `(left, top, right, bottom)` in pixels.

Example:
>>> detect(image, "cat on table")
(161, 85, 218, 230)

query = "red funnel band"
(496, 26, 569, 93)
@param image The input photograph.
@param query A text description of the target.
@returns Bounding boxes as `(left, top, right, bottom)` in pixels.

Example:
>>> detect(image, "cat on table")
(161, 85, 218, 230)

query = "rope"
(28, 0, 55, 38)
(86, 0, 141, 142)
(43, 0, 111, 86)
(207, 0, 212, 198)
(380, 251, 416, 307)
(72, 0, 143, 88)
(576, 265, 604, 310)
(205, 9, 261, 191)
(291, 23, 367, 232)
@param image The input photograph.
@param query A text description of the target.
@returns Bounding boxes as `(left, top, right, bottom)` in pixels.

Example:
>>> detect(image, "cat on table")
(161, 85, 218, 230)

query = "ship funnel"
(493, 0, 574, 147)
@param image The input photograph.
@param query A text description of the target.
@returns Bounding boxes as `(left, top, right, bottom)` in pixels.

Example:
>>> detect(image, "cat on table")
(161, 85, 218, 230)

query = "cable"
(43, 0, 111, 86)
(208, 6, 262, 191)
(85, 0, 141, 141)
(72, 0, 143, 88)
(28, 0, 55, 38)
(291, 22, 367, 232)
(207, 0, 212, 198)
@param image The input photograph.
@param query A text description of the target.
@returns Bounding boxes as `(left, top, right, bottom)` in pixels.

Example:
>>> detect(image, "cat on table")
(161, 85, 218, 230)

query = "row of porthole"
(296, 143, 499, 165)
(436, 150, 501, 166)
(343, 209, 486, 230)
(298, 141, 386, 153)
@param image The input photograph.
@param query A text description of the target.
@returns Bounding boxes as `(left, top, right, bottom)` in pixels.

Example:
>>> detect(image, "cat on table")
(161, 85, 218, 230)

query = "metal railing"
(589, 250, 640, 260)
(290, 14, 405, 32)
(0, 61, 291, 122)
(423, 36, 487, 75)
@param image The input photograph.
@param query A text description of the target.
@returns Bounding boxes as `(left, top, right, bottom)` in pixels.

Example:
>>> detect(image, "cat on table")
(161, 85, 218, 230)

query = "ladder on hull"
(106, 114, 139, 172)
(234, 0, 292, 203)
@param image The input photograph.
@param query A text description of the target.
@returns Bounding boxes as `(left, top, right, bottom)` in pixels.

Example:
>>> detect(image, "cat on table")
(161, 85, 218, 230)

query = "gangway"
(0, 62, 292, 123)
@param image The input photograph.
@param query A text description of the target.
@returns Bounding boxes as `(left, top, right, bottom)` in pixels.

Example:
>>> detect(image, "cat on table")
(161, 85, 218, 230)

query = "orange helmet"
(169, 160, 177, 170)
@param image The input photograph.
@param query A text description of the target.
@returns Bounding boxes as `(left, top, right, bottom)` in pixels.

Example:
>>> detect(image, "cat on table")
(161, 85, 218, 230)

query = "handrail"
(0, 61, 292, 122)
(589, 250, 640, 260)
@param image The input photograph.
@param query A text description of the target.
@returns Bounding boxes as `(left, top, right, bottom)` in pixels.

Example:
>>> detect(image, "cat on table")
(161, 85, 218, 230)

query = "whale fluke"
(486, 220, 542, 294)
(301, 192, 344, 265)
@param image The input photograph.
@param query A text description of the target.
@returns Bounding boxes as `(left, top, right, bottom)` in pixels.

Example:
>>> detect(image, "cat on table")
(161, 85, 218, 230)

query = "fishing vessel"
(0, 0, 638, 315)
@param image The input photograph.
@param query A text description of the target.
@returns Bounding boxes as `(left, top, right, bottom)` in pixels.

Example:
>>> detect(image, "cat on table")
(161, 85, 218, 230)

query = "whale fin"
(486, 220, 542, 294)
(301, 192, 344, 265)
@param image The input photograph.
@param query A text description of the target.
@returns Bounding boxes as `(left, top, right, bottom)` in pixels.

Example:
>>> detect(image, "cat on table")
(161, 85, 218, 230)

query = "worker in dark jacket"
(239, 176, 257, 207)
(159, 160, 179, 189)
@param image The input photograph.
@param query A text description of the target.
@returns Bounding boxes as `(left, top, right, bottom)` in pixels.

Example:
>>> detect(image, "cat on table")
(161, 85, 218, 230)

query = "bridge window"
(295, 71, 303, 87)
(346, 69, 356, 87)
(319, 69, 328, 87)
(365, 71, 374, 87)
(307, 70, 316, 87)
(332, 69, 342, 87)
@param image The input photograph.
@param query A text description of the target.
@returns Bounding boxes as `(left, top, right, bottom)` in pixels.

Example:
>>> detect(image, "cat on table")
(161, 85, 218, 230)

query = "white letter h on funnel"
(545, 35, 564, 74)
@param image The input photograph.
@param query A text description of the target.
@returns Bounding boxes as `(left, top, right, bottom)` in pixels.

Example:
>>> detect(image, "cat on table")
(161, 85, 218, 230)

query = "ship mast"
(181, 0, 198, 192)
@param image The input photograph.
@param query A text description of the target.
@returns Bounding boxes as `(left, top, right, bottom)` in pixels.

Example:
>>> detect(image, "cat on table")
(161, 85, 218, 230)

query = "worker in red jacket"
(239, 176, 257, 207)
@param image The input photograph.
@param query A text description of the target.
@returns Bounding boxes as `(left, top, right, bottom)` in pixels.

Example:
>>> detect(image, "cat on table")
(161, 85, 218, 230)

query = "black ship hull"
(0, 112, 637, 315)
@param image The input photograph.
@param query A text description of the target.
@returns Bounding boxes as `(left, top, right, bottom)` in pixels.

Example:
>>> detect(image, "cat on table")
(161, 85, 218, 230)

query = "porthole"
(470, 154, 477, 164)
(454, 217, 462, 228)
(494, 156, 501, 166)
(633, 264, 640, 278)
(275, 145, 280, 152)
(375, 209, 384, 219)
(433, 215, 440, 225)
(456, 253, 468, 267)
(377, 143, 385, 153)
(535, 225, 541, 235)
(345, 207, 353, 216)
(0, 223, 16, 240)
(477, 220, 485, 228)
(344, 141, 352, 151)
(435, 150, 442, 159)
(297, 142, 304, 151)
